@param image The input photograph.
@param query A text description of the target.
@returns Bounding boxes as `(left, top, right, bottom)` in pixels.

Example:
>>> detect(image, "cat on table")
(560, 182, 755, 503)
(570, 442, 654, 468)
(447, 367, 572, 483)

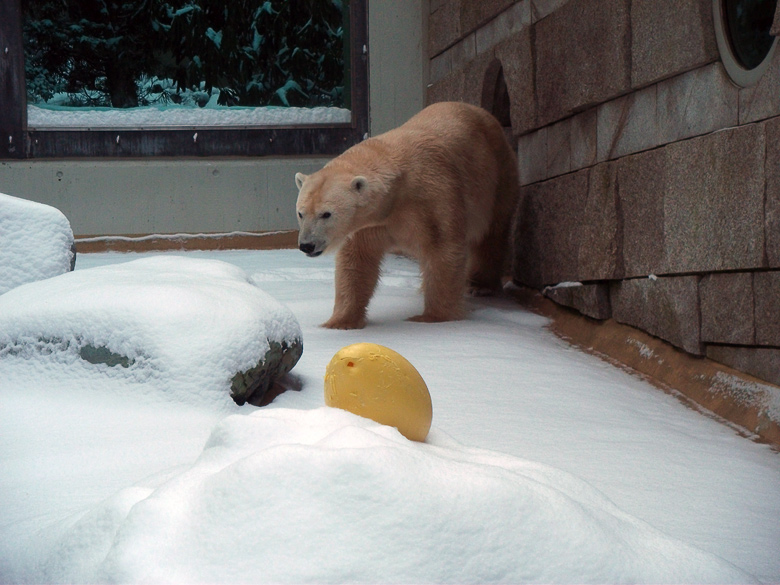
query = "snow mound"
(41, 407, 750, 584)
(0, 192, 76, 295)
(0, 256, 302, 408)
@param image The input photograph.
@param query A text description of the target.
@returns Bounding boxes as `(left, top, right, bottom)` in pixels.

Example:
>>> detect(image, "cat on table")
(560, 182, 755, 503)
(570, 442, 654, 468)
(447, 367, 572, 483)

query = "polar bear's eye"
(320, 212, 332, 219)
(297, 211, 303, 219)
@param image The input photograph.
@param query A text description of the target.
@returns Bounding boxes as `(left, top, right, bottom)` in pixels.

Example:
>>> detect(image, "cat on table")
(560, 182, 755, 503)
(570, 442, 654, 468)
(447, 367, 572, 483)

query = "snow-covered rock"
(0, 255, 302, 407)
(0, 192, 76, 295)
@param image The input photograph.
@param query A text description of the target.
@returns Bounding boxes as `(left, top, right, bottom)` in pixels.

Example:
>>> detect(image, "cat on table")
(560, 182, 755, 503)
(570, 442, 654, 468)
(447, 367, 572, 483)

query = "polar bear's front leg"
(410, 247, 467, 323)
(322, 229, 388, 329)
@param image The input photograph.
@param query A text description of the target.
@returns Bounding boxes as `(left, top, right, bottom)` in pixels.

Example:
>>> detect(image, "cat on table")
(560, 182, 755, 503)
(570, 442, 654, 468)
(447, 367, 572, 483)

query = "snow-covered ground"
(1, 249, 779, 583)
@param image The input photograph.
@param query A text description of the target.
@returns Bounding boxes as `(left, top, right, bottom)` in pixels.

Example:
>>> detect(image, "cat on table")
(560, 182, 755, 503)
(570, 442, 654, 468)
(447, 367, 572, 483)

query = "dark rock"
(231, 338, 304, 406)
(80, 344, 135, 368)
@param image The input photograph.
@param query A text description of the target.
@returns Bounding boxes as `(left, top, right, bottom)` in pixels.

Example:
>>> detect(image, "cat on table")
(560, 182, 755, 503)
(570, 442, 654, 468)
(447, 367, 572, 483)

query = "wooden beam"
(0, 0, 26, 159)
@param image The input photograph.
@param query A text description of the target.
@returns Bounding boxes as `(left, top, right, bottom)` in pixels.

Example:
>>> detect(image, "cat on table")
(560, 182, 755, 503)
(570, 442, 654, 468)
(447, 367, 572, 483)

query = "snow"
(2, 249, 779, 583)
(0, 256, 301, 410)
(0, 193, 75, 295)
(27, 104, 351, 129)
(545, 281, 583, 289)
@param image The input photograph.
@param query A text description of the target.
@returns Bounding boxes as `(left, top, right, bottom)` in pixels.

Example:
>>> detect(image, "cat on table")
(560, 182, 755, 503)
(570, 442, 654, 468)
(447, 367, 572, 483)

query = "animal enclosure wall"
(427, 0, 780, 387)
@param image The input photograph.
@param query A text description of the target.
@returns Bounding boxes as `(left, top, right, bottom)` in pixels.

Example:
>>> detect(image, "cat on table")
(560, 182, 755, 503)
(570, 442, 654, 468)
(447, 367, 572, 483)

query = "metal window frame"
(0, 0, 368, 159)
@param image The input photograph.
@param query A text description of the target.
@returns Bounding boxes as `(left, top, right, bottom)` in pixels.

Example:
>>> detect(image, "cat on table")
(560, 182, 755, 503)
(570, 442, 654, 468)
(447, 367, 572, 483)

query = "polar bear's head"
(294, 169, 374, 257)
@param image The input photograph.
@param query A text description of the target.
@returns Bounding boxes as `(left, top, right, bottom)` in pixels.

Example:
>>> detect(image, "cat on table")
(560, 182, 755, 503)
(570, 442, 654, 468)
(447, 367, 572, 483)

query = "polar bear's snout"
(299, 241, 323, 257)
(298, 227, 327, 257)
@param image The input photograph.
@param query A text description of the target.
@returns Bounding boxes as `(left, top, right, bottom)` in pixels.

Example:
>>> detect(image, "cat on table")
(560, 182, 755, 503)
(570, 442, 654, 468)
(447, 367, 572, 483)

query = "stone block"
(543, 282, 612, 320)
(596, 85, 658, 162)
(570, 108, 597, 171)
(610, 275, 703, 355)
(547, 118, 571, 177)
(657, 63, 739, 145)
(429, 0, 462, 56)
(774, 3, 780, 35)
(493, 28, 536, 136)
(512, 170, 590, 287)
(494, 29, 536, 135)
(578, 162, 621, 280)
(630, 0, 718, 88)
(663, 123, 766, 273)
(462, 0, 518, 35)
(474, 1, 530, 54)
(530, 0, 572, 22)
(535, 0, 631, 127)
(463, 49, 499, 107)
(449, 34, 477, 73)
(429, 51, 452, 85)
(517, 127, 547, 185)
(754, 271, 780, 346)
(512, 186, 543, 286)
(766, 117, 780, 268)
(426, 69, 466, 106)
(700, 273, 755, 345)
(617, 148, 666, 277)
(706, 346, 780, 387)
(739, 46, 780, 125)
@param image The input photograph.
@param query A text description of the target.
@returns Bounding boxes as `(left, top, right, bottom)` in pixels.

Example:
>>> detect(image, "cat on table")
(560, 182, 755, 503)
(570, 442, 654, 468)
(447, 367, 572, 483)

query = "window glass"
(22, 0, 350, 128)
(724, 0, 778, 69)
(714, 0, 779, 86)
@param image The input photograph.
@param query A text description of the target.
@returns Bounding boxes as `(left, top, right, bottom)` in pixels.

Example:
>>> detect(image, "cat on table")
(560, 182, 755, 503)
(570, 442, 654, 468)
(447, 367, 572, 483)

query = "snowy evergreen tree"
(23, 0, 157, 107)
(23, 0, 346, 109)
(153, 0, 345, 107)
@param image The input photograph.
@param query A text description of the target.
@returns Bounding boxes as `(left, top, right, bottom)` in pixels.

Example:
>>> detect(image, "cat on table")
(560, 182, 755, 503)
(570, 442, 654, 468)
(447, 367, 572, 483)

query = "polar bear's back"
(377, 101, 518, 245)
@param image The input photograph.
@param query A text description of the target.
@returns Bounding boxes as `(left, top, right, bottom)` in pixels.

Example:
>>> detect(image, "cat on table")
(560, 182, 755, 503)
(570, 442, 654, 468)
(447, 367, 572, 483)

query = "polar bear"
(295, 101, 519, 329)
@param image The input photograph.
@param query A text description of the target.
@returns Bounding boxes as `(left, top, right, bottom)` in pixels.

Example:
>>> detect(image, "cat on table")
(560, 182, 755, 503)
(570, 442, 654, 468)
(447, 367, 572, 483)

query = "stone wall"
(427, 0, 780, 386)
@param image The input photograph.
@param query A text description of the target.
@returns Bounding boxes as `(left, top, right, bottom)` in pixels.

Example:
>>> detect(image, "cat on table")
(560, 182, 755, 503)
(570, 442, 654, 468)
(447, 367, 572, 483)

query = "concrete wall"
(369, 0, 428, 136)
(0, 0, 426, 237)
(0, 158, 330, 236)
(427, 0, 780, 387)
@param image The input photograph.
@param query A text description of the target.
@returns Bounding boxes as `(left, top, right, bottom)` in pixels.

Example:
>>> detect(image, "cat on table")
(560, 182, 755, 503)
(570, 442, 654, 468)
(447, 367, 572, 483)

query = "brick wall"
(427, 0, 780, 386)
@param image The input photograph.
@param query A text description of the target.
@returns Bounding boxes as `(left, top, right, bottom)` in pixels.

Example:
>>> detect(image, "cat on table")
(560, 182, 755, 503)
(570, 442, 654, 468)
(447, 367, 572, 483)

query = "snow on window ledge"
(27, 104, 352, 131)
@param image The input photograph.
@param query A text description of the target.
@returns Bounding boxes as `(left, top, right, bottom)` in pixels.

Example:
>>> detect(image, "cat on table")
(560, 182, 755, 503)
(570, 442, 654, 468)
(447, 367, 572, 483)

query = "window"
(0, 0, 368, 158)
(714, 0, 779, 87)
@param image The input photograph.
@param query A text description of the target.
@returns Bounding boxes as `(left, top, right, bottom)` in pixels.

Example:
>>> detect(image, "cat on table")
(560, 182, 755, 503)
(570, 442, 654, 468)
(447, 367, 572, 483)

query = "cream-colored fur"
(295, 101, 519, 329)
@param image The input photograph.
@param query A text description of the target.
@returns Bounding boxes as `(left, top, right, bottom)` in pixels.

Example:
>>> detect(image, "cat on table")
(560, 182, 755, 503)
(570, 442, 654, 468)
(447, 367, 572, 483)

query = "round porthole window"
(714, 0, 779, 86)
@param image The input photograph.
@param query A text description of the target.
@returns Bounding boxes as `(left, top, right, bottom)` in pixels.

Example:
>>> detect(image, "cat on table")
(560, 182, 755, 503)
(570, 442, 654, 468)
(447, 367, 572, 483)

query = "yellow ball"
(324, 343, 432, 442)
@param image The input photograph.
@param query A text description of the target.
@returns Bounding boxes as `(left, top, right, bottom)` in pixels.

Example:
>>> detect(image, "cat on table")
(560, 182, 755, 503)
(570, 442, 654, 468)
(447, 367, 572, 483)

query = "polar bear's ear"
(295, 172, 308, 190)
(351, 176, 368, 194)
